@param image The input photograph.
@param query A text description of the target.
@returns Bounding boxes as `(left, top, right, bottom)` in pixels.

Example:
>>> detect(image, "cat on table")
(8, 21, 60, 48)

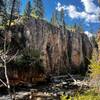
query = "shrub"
(73, 89, 100, 100)
(89, 58, 100, 78)
(15, 48, 44, 71)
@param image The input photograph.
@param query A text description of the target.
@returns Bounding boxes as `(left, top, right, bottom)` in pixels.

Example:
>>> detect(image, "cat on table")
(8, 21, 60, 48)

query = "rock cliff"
(12, 18, 92, 74)
(0, 18, 93, 85)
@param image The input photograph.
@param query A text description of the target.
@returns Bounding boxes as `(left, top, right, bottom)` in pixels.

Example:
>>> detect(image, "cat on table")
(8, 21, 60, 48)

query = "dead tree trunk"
(0, 0, 17, 99)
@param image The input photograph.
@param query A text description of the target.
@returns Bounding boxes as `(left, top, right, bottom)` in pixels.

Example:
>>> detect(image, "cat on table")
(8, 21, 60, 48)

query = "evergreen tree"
(55, 8, 65, 26)
(60, 9, 65, 26)
(73, 23, 84, 33)
(73, 23, 77, 32)
(60, 9, 66, 34)
(51, 10, 58, 26)
(0, 0, 4, 12)
(6, 0, 20, 16)
(0, 0, 4, 25)
(24, 0, 32, 17)
(51, 9, 66, 28)
(0, 0, 17, 28)
(33, 0, 44, 18)
(14, 0, 20, 15)
(0, 0, 7, 25)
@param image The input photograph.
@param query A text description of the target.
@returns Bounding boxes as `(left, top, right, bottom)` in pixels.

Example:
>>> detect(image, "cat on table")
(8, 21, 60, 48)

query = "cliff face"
(13, 18, 92, 75)
(22, 19, 69, 75)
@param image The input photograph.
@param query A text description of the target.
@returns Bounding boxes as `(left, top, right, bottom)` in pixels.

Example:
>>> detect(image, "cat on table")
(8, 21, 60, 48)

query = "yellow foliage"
(86, 47, 100, 92)
(88, 42, 100, 78)
(6, 20, 16, 26)
(89, 59, 100, 78)
(31, 10, 38, 19)
(60, 94, 67, 100)
(59, 90, 100, 100)
(73, 89, 100, 100)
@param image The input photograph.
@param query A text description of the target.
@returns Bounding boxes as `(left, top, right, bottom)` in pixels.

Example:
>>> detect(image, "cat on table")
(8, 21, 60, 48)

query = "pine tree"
(24, 0, 32, 17)
(0, 0, 7, 25)
(60, 9, 66, 34)
(14, 0, 20, 15)
(73, 23, 84, 33)
(0, 0, 4, 12)
(54, 9, 65, 26)
(51, 10, 58, 26)
(33, 0, 44, 18)
(60, 9, 65, 26)
(6, 0, 20, 16)
(51, 9, 66, 28)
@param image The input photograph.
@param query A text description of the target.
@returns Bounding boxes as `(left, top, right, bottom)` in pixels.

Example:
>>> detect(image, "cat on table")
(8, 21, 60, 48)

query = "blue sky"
(21, 0, 100, 35)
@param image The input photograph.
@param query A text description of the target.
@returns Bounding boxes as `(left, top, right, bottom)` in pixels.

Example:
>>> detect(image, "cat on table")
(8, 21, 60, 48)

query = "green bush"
(22, 48, 41, 59)
(15, 48, 44, 71)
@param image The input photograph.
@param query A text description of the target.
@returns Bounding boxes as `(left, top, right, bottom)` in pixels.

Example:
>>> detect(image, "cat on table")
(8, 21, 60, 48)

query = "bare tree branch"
(0, 79, 7, 87)
(0, 0, 17, 99)
(67, 73, 76, 82)
(7, 50, 19, 63)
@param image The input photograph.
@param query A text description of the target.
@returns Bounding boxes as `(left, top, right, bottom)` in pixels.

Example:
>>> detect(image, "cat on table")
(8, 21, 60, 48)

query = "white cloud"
(81, 0, 96, 13)
(86, 14, 99, 23)
(84, 31, 93, 37)
(56, 2, 66, 11)
(81, 0, 100, 14)
(66, 5, 80, 19)
(66, 5, 99, 23)
(81, 0, 100, 22)
(56, 1, 100, 23)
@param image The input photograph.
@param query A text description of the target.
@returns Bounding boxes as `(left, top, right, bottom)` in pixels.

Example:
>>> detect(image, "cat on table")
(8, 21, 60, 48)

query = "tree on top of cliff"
(73, 23, 84, 33)
(32, 0, 44, 18)
(51, 8, 66, 28)
(60, 9, 66, 34)
(51, 10, 58, 26)
(59, 9, 65, 26)
(24, 0, 32, 18)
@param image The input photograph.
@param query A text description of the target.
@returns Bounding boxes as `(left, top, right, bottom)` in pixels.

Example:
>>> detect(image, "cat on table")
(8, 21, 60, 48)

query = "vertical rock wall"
(14, 18, 92, 75)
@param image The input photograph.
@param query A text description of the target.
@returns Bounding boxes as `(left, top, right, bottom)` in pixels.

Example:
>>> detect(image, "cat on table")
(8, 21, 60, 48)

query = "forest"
(0, 0, 100, 100)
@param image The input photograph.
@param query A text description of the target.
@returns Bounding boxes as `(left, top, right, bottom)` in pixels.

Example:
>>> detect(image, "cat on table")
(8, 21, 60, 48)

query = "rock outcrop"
(12, 18, 92, 74)
(0, 18, 93, 85)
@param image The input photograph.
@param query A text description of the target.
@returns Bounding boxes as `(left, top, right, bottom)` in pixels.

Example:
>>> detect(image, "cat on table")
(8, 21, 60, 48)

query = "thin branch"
(1, 55, 6, 62)
(7, 50, 19, 63)
(5, 49, 9, 55)
(0, 50, 3, 56)
(0, 79, 7, 87)
(67, 73, 76, 82)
